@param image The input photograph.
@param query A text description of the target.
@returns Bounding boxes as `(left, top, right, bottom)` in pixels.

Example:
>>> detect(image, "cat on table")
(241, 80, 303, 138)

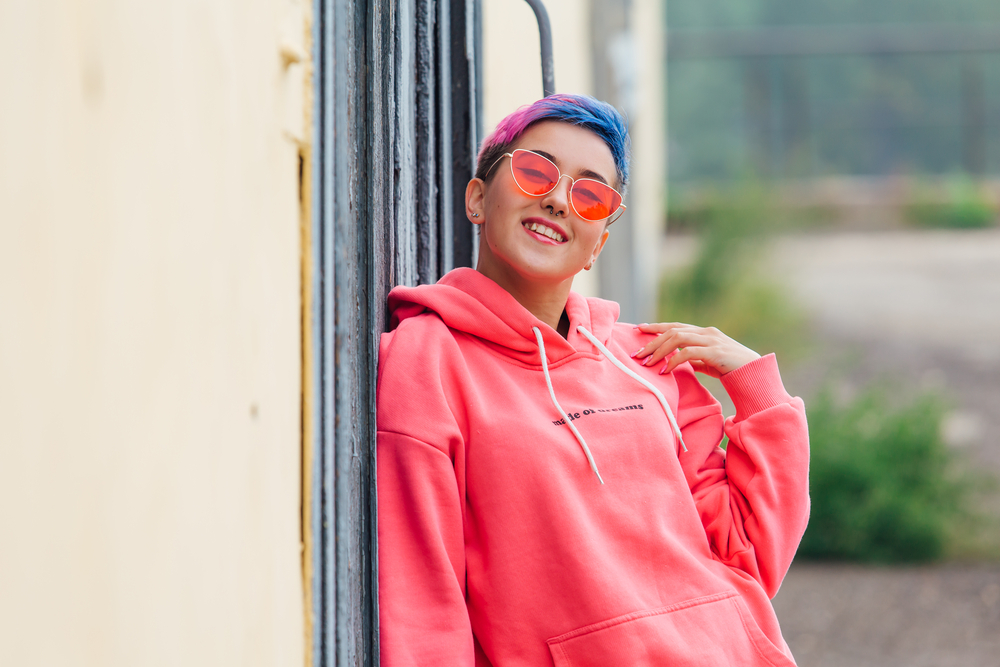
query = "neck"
(475, 264, 573, 334)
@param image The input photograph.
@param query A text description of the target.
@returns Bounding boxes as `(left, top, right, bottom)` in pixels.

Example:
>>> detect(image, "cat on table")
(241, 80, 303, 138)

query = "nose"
(539, 174, 572, 218)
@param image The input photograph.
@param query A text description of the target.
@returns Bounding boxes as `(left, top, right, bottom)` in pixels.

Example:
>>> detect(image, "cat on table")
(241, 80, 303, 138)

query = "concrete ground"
(769, 229, 1000, 473)
(773, 563, 1000, 667)
(664, 227, 1000, 665)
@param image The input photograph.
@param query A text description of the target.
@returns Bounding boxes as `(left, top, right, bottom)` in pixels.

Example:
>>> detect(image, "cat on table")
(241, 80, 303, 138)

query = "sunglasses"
(488, 149, 626, 223)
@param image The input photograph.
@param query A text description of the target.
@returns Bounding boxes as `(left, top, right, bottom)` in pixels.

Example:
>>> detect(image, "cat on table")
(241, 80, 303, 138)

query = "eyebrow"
(530, 149, 611, 186)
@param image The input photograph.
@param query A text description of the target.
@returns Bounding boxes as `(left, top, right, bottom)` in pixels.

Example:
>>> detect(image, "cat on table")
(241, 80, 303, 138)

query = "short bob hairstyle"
(475, 94, 631, 195)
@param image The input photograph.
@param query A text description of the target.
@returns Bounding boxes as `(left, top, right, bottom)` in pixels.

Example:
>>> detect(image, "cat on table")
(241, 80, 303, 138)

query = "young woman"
(377, 94, 809, 666)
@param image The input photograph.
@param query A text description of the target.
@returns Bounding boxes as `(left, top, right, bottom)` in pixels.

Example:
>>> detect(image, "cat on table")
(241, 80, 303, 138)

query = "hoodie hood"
(387, 268, 619, 367)
(387, 268, 688, 484)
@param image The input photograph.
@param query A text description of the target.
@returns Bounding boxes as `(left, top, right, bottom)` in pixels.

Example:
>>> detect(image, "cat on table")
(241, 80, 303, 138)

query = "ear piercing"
(472, 213, 480, 218)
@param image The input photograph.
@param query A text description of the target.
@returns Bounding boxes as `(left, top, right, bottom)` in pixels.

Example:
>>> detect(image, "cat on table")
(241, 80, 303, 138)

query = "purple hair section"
(477, 94, 631, 187)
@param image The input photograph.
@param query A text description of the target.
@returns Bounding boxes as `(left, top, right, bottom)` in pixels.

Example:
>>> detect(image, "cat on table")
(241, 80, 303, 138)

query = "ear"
(589, 229, 610, 266)
(465, 178, 486, 224)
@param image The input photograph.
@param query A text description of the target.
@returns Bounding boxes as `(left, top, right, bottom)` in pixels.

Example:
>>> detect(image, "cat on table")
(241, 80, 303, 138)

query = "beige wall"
(0, 1, 307, 665)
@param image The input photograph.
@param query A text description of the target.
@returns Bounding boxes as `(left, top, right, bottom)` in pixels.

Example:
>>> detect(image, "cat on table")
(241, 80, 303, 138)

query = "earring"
(472, 213, 480, 218)
(584, 262, 593, 271)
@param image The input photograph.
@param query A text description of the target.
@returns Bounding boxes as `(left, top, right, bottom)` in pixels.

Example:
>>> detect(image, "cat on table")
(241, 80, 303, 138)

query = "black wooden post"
(310, 1, 481, 665)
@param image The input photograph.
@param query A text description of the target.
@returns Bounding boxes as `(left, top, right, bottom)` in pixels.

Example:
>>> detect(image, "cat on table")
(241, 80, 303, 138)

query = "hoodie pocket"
(546, 591, 795, 667)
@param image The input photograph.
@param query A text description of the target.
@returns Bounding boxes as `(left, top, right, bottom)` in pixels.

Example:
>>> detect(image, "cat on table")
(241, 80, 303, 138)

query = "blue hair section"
(479, 94, 631, 189)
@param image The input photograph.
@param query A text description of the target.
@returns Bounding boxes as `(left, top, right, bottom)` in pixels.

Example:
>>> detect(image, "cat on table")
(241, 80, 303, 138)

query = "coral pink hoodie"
(377, 268, 809, 667)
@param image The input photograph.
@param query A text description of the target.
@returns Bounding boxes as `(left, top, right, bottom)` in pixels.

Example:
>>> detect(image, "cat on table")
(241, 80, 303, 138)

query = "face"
(466, 121, 616, 292)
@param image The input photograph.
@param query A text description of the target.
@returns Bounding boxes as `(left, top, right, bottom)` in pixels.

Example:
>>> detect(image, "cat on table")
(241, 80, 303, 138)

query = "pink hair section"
(476, 103, 542, 165)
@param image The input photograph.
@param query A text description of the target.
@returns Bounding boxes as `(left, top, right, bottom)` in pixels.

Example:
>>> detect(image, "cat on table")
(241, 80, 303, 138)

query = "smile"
(522, 220, 566, 243)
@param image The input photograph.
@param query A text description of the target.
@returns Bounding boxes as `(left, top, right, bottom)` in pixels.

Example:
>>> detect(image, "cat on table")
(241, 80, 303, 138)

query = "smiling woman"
(466, 121, 618, 328)
(376, 93, 811, 667)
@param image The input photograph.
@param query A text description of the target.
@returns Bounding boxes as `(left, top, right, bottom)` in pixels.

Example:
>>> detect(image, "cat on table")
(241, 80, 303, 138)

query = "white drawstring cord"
(532, 327, 605, 484)
(575, 325, 688, 452)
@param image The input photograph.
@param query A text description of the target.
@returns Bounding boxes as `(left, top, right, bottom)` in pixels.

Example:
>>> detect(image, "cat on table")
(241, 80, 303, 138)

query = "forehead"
(511, 121, 617, 183)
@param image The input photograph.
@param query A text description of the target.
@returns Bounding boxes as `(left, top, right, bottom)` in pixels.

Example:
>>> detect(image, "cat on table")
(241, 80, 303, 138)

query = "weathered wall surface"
(0, 1, 307, 665)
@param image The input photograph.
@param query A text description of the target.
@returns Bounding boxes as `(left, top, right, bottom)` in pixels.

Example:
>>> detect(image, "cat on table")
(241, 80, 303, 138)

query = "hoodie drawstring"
(533, 327, 605, 484)
(532, 324, 689, 484)
(576, 325, 688, 453)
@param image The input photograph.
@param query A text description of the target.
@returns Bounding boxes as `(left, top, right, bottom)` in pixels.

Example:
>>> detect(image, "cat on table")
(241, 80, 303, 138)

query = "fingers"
(639, 331, 713, 367)
(634, 322, 694, 335)
(661, 348, 721, 378)
(632, 326, 709, 360)
(631, 323, 701, 358)
(631, 321, 759, 377)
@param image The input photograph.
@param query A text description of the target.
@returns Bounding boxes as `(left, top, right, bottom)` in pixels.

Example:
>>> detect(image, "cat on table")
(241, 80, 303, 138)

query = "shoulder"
(380, 311, 460, 368)
(377, 312, 468, 448)
(378, 310, 472, 401)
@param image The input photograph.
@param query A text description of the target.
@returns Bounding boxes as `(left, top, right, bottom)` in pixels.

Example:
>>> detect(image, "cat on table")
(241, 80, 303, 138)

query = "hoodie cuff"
(719, 353, 793, 422)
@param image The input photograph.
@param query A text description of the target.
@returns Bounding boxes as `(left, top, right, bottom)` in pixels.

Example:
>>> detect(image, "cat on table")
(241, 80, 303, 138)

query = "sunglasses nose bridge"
(535, 172, 571, 217)
(549, 172, 573, 196)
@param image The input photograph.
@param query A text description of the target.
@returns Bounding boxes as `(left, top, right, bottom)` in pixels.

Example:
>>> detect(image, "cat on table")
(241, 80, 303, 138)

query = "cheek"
(581, 227, 605, 250)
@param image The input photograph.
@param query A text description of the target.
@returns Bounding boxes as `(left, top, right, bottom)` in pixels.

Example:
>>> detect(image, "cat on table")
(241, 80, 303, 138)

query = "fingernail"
(659, 365, 668, 375)
(643, 357, 653, 366)
(631, 348, 642, 358)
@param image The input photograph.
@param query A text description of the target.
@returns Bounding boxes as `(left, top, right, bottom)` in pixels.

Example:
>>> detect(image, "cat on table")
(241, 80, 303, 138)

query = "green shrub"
(906, 178, 997, 229)
(798, 386, 968, 563)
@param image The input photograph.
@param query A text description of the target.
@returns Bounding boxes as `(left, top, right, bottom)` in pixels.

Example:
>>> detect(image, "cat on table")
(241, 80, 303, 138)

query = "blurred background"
(660, 1, 1000, 665)
(2, 0, 998, 665)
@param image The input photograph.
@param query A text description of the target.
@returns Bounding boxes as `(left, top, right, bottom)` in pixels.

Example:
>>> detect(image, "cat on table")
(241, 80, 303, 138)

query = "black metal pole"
(523, 0, 555, 96)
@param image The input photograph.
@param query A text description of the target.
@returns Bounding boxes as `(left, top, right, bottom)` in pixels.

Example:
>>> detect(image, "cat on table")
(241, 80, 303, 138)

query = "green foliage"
(798, 387, 968, 563)
(659, 184, 996, 563)
(659, 187, 808, 359)
(905, 178, 998, 229)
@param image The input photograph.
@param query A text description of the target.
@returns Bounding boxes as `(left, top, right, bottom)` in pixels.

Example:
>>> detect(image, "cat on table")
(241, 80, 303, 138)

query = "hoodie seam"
(378, 428, 458, 462)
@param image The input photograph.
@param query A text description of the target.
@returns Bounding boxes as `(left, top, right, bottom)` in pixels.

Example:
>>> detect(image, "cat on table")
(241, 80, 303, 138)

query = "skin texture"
(465, 120, 759, 377)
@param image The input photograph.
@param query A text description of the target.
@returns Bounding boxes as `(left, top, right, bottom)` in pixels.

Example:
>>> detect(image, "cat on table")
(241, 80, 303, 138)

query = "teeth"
(526, 222, 565, 242)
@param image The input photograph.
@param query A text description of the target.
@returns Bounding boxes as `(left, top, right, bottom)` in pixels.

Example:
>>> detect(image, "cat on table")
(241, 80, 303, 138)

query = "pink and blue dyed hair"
(475, 94, 631, 194)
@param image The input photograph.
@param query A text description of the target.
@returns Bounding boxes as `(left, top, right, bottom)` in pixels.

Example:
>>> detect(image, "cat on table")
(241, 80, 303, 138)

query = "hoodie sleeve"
(675, 353, 810, 598)
(376, 324, 475, 667)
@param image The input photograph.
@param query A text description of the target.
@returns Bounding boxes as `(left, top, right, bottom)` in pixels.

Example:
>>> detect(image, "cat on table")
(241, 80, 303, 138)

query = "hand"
(632, 322, 761, 379)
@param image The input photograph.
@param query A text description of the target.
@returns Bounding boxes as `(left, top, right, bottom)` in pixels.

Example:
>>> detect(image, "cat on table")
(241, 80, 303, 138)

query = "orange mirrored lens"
(510, 150, 560, 195)
(571, 179, 622, 221)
